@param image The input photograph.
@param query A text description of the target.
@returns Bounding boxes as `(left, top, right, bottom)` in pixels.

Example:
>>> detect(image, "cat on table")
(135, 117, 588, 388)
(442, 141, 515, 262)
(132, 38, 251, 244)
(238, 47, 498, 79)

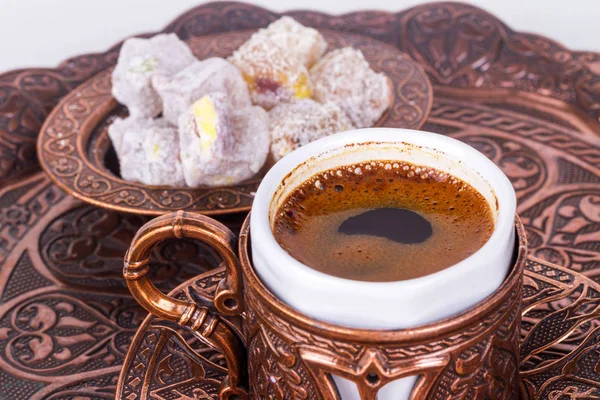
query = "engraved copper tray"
(0, 2, 599, 399)
(36, 30, 432, 216)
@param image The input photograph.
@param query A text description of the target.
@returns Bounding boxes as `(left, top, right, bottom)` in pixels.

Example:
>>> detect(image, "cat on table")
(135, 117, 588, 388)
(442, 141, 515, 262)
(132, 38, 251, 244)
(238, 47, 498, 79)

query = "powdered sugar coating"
(112, 34, 196, 118)
(108, 117, 185, 187)
(228, 33, 312, 110)
(269, 99, 354, 161)
(178, 92, 270, 187)
(152, 58, 251, 125)
(230, 103, 271, 175)
(259, 16, 327, 68)
(310, 47, 391, 128)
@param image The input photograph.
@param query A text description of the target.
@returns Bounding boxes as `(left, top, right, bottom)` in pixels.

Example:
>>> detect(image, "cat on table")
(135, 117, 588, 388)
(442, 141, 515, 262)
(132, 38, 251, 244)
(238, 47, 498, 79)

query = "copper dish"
(36, 30, 433, 216)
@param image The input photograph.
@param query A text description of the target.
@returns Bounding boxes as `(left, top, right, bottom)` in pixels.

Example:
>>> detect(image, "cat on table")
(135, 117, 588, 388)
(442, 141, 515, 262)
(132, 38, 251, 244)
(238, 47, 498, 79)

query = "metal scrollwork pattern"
(520, 258, 600, 399)
(116, 269, 236, 400)
(0, 174, 240, 399)
(38, 206, 220, 290)
(0, 60, 121, 184)
(396, 2, 600, 123)
(235, 217, 526, 400)
(116, 256, 600, 400)
(423, 96, 600, 281)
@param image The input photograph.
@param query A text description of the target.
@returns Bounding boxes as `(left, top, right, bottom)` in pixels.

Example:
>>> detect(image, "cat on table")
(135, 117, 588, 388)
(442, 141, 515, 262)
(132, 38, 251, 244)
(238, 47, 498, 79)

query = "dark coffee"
(273, 161, 494, 282)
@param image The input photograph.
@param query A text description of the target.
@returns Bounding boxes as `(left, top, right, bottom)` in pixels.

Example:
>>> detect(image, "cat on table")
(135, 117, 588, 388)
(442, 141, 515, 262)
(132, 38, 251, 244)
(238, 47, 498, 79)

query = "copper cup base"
(238, 216, 527, 399)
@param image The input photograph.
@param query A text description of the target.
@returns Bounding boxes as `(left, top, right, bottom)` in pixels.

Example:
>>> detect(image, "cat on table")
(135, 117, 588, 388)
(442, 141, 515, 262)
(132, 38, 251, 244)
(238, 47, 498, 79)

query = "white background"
(1, 0, 599, 72)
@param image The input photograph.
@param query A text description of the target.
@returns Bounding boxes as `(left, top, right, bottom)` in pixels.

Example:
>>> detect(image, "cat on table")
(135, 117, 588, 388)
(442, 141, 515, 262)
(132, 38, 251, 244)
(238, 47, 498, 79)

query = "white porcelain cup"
(250, 128, 516, 400)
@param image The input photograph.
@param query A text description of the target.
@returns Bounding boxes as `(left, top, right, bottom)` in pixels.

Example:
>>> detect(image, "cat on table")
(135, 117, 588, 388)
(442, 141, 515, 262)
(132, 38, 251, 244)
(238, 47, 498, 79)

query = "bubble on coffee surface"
(286, 161, 456, 198)
(273, 160, 494, 282)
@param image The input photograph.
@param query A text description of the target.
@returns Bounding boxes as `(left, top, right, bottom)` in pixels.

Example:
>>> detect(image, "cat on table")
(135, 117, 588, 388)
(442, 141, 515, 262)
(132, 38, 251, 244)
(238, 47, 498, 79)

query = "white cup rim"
(250, 127, 517, 329)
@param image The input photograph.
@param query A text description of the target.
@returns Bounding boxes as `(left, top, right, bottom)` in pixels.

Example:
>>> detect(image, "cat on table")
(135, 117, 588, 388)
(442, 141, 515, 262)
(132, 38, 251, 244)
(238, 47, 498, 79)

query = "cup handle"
(123, 210, 248, 400)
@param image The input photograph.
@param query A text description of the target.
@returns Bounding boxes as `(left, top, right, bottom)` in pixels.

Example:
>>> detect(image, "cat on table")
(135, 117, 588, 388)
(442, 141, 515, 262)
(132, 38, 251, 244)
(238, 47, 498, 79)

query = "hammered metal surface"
(37, 30, 432, 216)
(0, 1, 599, 399)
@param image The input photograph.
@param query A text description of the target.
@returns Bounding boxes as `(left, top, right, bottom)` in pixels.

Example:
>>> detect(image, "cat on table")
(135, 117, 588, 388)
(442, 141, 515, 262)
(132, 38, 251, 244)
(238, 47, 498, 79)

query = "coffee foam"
(273, 160, 494, 282)
(276, 160, 478, 224)
(270, 142, 498, 230)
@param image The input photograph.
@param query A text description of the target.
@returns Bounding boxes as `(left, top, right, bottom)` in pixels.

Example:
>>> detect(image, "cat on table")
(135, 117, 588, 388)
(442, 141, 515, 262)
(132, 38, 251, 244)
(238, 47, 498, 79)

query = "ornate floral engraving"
(117, 271, 232, 400)
(397, 2, 600, 122)
(520, 258, 600, 399)
(116, 257, 600, 400)
(39, 206, 220, 290)
(0, 291, 141, 375)
(425, 97, 600, 281)
(0, 173, 240, 399)
(0, 174, 65, 264)
(4, 1, 600, 184)
(239, 243, 524, 400)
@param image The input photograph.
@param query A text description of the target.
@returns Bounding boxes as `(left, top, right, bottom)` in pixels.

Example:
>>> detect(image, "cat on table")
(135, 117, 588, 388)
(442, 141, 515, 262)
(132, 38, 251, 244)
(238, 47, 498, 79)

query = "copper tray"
(36, 30, 432, 216)
(0, 1, 599, 399)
